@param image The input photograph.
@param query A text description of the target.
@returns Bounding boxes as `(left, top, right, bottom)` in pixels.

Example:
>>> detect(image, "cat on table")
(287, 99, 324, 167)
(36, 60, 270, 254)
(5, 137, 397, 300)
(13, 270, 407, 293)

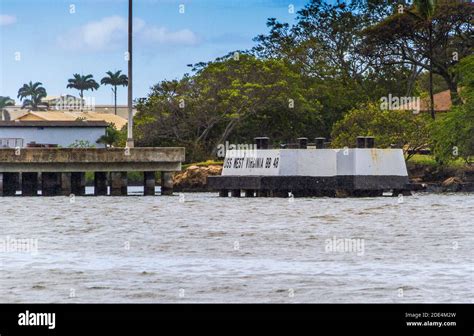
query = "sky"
(0, 0, 310, 105)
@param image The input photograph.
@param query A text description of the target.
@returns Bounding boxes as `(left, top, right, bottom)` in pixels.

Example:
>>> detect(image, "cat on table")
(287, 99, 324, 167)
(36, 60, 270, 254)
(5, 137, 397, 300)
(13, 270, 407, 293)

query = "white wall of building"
(0, 127, 106, 148)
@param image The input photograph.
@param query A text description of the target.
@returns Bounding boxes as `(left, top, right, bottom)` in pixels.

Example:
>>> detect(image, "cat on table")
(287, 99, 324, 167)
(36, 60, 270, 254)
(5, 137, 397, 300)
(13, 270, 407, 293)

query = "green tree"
(409, 0, 438, 119)
(331, 102, 431, 161)
(66, 74, 100, 100)
(0, 96, 15, 120)
(362, 0, 473, 111)
(17, 81, 48, 111)
(100, 70, 128, 115)
(0, 96, 14, 110)
(431, 55, 474, 164)
(96, 124, 122, 147)
(135, 54, 322, 161)
(252, 0, 414, 129)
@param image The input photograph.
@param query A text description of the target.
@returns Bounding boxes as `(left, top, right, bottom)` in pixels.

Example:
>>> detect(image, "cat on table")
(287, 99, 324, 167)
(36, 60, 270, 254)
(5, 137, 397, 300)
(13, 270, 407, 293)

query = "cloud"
(0, 15, 17, 26)
(57, 16, 199, 51)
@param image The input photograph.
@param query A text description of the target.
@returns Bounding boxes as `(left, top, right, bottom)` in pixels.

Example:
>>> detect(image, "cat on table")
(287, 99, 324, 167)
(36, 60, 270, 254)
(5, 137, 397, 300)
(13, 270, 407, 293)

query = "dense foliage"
(129, 0, 472, 164)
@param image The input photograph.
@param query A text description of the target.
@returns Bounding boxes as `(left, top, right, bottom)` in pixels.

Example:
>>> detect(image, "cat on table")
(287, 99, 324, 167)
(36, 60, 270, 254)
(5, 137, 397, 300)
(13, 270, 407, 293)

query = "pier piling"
(0, 173, 19, 196)
(61, 173, 72, 196)
(21, 172, 38, 196)
(231, 189, 241, 197)
(160, 172, 173, 195)
(71, 172, 86, 196)
(42, 172, 61, 196)
(244, 190, 255, 197)
(143, 171, 156, 196)
(94, 172, 108, 196)
(219, 190, 229, 197)
(111, 172, 128, 196)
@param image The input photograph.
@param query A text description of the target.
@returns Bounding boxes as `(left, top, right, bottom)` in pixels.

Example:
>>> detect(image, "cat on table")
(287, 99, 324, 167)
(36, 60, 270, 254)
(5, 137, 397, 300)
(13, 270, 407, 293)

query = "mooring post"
(143, 171, 156, 196)
(365, 137, 375, 148)
(111, 172, 128, 196)
(160, 172, 173, 195)
(254, 137, 270, 150)
(21, 172, 38, 196)
(71, 172, 86, 196)
(356, 136, 366, 149)
(61, 173, 72, 196)
(315, 137, 326, 149)
(297, 137, 308, 149)
(94, 172, 108, 196)
(42, 173, 61, 196)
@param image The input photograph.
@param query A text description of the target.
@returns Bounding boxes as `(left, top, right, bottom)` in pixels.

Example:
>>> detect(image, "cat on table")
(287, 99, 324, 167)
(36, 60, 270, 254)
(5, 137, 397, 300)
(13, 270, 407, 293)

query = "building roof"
(17, 111, 128, 129)
(399, 89, 455, 112)
(0, 120, 108, 127)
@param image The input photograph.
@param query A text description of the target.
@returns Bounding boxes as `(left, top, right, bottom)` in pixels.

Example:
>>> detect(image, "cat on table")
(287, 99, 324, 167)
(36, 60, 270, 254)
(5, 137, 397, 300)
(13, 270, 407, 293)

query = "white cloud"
(0, 15, 17, 26)
(57, 16, 199, 51)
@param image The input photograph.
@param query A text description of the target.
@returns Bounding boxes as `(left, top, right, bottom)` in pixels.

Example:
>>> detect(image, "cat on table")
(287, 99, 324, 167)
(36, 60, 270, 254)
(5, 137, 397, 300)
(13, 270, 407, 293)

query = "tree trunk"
(211, 118, 239, 156)
(114, 87, 117, 115)
(80, 90, 84, 112)
(428, 23, 435, 120)
(447, 80, 461, 106)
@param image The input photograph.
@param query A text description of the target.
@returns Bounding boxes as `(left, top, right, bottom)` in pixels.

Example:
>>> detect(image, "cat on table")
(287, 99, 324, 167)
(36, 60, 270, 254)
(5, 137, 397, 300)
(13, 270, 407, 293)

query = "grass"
(407, 154, 470, 169)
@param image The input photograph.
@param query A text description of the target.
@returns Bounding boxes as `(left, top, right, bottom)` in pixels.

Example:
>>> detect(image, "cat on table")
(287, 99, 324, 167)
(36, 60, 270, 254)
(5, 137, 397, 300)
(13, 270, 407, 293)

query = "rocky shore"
(173, 164, 222, 192)
(407, 163, 474, 193)
(173, 163, 474, 193)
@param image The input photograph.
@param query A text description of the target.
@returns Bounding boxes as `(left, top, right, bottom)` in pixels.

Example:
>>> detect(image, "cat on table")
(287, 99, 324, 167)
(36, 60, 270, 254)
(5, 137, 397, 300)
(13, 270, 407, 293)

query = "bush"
(330, 102, 431, 160)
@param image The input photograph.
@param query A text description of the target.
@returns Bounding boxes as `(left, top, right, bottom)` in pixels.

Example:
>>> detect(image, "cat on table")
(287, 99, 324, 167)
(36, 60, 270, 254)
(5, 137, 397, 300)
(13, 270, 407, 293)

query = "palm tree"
(410, 0, 438, 120)
(66, 73, 100, 101)
(0, 96, 14, 110)
(0, 96, 15, 120)
(101, 70, 128, 115)
(17, 81, 48, 111)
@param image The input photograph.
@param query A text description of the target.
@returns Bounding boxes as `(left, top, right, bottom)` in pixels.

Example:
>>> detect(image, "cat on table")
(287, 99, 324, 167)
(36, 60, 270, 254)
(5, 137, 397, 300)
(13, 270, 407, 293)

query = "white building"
(0, 120, 108, 148)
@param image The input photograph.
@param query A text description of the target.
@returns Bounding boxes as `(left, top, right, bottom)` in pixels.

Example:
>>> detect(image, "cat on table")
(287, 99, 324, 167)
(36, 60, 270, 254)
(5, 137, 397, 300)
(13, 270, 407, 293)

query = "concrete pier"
(42, 172, 61, 196)
(0, 148, 185, 197)
(160, 172, 173, 195)
(111, 172, 128, 196)
(208, 136, 411, 197)
(94, 172, 108, 196)
(143, 171, 156, 196)
(22, 172, 38, 196)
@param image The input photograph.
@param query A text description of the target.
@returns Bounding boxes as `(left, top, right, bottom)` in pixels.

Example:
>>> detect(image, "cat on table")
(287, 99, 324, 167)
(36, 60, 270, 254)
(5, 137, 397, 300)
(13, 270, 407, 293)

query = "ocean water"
(0, 190, 472, 303)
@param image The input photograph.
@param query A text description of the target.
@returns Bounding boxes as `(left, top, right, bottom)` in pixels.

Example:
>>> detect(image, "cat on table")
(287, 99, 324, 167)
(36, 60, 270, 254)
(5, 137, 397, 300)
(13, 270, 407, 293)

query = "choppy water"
(0, 190, 472, 303)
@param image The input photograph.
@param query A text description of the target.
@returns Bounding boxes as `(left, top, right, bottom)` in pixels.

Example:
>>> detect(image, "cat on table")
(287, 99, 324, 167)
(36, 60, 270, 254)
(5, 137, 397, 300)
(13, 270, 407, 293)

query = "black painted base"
(208, 175, 410, 197)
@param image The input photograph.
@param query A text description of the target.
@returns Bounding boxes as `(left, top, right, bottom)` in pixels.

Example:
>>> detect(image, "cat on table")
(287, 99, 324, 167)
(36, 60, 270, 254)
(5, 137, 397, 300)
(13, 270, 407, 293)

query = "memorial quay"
(208, 136, 411, 198)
